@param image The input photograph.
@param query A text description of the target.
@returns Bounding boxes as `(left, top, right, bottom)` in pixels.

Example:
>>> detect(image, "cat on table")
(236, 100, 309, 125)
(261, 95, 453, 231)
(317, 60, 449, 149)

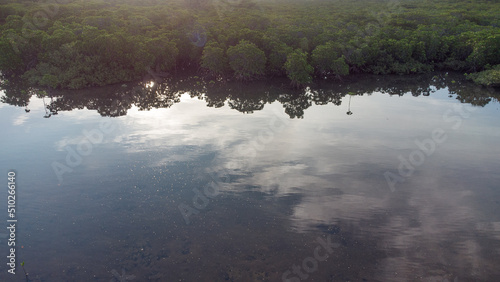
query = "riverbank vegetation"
(466, 65, 500, 87)
(0, 0, 499, 89)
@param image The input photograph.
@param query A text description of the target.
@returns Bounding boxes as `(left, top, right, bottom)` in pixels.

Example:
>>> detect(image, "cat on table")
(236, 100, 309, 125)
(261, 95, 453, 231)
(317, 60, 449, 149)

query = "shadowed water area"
(1, 73, 499, 281)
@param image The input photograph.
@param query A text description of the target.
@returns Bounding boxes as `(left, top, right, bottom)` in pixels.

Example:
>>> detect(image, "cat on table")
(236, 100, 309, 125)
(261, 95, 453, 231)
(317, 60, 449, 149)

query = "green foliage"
(284, 49, 313, 88)
(40, 74, 59, 89)
(311, 43, 338, 75)
(226, 40, 266, 80)
(0, 35, 23, 73)
(145, 35, 179, 72)
(311, 42, 349, 77)
(331, 56, 349, 77)
(466, 65, 500, 87)
(0, 0, 499, 88)
(265, 38, 293, 75)
(465, 30, 500, 72)
(201, 42, 229, 77)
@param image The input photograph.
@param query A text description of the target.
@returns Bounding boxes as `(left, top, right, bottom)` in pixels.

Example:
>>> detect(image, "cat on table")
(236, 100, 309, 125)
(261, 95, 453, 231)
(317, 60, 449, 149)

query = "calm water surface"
(1, 74, 499, 281)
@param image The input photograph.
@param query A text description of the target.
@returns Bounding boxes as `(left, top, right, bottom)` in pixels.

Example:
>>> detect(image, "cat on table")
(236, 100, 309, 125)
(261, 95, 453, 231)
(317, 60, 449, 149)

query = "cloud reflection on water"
(2, 82, 499, 280)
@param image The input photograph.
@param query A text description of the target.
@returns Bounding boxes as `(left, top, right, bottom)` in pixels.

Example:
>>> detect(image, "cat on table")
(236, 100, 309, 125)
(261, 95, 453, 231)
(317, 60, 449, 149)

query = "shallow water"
(1, 74, 500, 281)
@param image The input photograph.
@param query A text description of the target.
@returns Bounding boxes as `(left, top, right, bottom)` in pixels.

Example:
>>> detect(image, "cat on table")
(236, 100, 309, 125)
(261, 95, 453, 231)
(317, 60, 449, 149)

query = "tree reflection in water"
(1, 73, 498, 119)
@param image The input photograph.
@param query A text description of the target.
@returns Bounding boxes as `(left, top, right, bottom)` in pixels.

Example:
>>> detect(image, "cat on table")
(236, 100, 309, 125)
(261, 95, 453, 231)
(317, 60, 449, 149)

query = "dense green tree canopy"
(226, 40, 266, 80)
(201, 42, 229, 78)
(285, 49, 314, 88)
(0, 0, 499, 89)
(311, 42, 349, 78)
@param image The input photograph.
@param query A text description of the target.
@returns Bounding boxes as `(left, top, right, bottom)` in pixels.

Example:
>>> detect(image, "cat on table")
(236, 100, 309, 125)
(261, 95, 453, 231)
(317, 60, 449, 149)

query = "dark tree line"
(2, 72, 497, 119)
